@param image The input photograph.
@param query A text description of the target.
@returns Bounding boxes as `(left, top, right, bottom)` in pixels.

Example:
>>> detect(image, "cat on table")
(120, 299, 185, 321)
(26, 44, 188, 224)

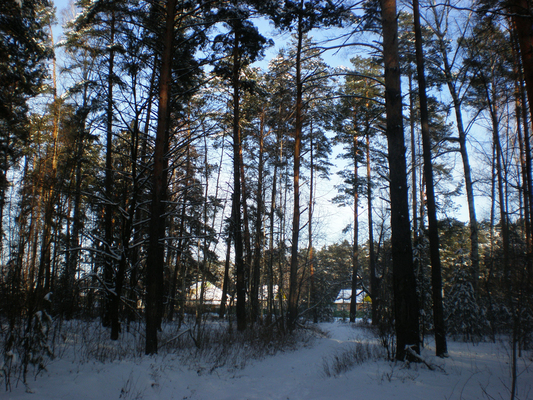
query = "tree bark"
(232, 29, 247, 332)
(251, 111, 265, 323)
(145, 0, 176, 355)
(512, 29, 533, 278)
(380, 0, 420, 361)
(220, 234, 232, 319)
(509, 0, 533, 125)
(288, 6, 304, 330)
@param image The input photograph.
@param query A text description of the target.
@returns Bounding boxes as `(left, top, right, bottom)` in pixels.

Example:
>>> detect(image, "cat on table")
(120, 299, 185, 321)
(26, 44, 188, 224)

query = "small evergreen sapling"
(445, 256, 487, 342)
(22, 294, 54, 384)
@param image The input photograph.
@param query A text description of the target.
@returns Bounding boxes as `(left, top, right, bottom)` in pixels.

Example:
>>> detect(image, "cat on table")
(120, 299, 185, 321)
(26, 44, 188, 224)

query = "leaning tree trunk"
(380, 0, 420, 361)
(431, 7, 480, 292)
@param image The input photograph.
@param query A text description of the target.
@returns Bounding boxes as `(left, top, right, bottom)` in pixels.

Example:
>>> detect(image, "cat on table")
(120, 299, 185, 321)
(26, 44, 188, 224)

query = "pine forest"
(1, 0, 533, 397)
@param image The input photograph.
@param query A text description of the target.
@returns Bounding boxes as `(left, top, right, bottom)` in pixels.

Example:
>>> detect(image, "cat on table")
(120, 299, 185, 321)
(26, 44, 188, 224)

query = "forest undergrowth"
(1, 315, 324, 390)
(2, 317, 532, 400)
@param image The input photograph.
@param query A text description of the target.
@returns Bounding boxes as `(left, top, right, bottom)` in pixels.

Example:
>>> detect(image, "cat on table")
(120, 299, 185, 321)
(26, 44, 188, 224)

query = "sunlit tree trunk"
(288, 5, 304, 330)
(145, 0, 176, 355)
(36, 27, 61, 300)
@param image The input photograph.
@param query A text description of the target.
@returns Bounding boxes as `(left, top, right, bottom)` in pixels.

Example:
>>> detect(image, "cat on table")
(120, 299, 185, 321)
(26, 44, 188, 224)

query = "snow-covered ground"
(4, 321, 532, 400)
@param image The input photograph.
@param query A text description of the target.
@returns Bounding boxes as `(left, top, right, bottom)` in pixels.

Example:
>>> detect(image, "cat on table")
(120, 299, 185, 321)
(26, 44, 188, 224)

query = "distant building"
(187, 282, 223, 312)
(187, 282, 281, 313)
(334, 289, 371, 313)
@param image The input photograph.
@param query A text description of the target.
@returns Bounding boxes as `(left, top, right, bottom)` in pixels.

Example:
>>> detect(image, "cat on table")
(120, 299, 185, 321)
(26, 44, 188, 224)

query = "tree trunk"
(232, 29, 247, 332)
(36, 29, 61, 301)
(267, 145, 279, 323)
(308, 125, 317, 324)
(509, 0, 533, 125)
(102, 9, 117, 330)
(145, 0, 176, 355)
(350, 135, 359, 323)
(288, 7, 304, 330)
(240, 139, 253, 294)
(380, 0, 420, 361)
(220, 234, 232, 319)
(513, 29, 533, 278)
(413, 0, 447, 357)
(490, 92, 510, 285)
(367, 131, 379, 325)
(167, 132, 191, 322)
(251, 111, 265, 323)
(430, 6, 480, 292)
(408, 74, 420, 261)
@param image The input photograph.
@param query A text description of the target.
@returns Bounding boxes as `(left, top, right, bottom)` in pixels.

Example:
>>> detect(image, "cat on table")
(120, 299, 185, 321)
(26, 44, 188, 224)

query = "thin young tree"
(412, 0, 447, 357)
(266, 0, 348, 330)
(427, 0, 480, 291)
(211, 0, 270, 330)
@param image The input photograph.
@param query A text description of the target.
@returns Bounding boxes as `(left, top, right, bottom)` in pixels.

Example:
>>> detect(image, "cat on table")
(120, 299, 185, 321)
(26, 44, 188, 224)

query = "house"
(187, 282, 224, 312)
(334, 288, 371, 313)
(187, 282, 282, 314)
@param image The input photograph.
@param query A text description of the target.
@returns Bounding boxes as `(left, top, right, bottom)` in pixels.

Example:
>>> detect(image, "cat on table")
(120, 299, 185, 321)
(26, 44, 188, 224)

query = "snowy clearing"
(4, 321, 532, 400)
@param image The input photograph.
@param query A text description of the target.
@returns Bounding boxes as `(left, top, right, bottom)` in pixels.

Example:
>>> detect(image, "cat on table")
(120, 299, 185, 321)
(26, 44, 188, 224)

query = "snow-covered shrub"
(445, 261, 487, 342)
(163, 321, 318, 373)
(1, 331, 18, 391)
(1, 294, 55, 390)
(321, 340, 385, 377)
(518, 300, 533, 351)
(22, 306, 54, 382)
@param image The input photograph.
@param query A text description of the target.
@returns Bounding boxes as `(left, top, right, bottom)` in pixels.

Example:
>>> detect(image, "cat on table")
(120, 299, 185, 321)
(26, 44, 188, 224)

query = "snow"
(4, 321, 532, 400)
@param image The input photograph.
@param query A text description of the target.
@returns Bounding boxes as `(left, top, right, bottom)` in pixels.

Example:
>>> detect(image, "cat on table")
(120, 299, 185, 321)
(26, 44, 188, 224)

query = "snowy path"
(5, 322, 532, 400)
(181, 322, 364, 400)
